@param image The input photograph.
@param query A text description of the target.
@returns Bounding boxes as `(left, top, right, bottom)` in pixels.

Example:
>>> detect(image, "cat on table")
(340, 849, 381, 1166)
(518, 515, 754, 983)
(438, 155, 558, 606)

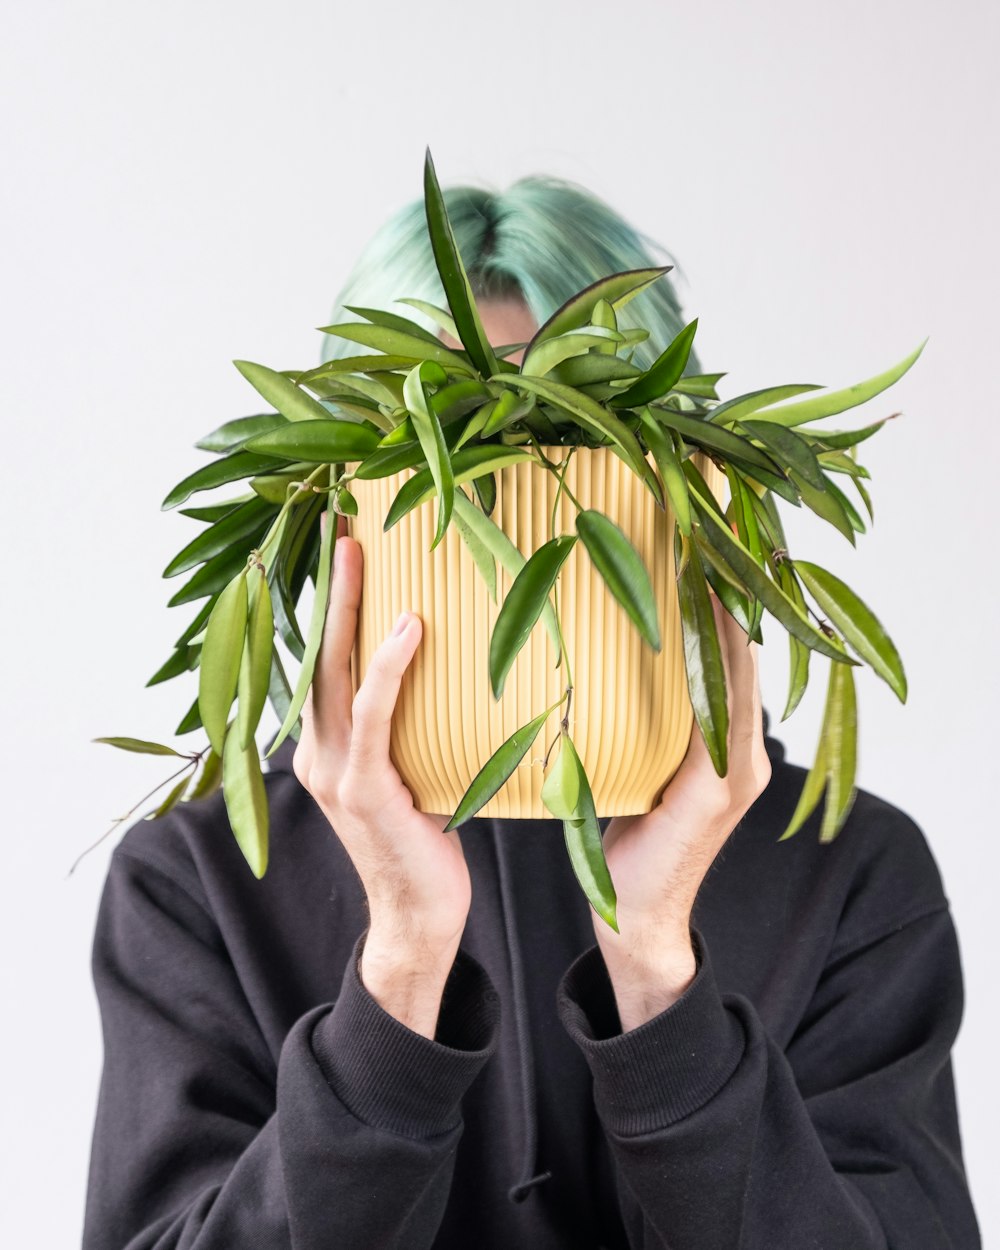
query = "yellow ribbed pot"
(344, 447, 725, 820)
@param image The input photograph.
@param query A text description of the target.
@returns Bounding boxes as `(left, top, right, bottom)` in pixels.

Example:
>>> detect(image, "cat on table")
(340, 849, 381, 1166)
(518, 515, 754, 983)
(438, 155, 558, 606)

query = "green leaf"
(741, 341, 927, 427)
(671, 372, 727, 400)
(523, 266, 669, 356)
(651, 408, 785, 476)
(451, 494, 497, 601)
(480, 388, 538, 439)
(195, 413, 290, 453)
(199, 571, 249, 756)
(690, 529, 759, 641)
(162, 451, 289, 511)
(402, 360, 455, 549)
(443, 697, 565, 830)
(184, 747, 223, 802)
(738, 419, 828, 491)
(264, 492, 337, 758)
(674, 531, 729, 775)
(576, 509, 660, 649)
(521, 327, 624, 378)
(775, 561, 810, 720)
(222, 722, 269, 877)
(237, 566, 274, 750)
(317, 321, 477, 375)
(776, 711, 829, 841)
(638, 409, 691, 535)
(343, 304, 448, 347)
(559, 734, 618, 932)
(608, 318, 700, 408)
(166, 543, 253, 608)
(143, 773, 193, 821)
(232, 360, 338, 425)
(452, 488, 562, 657)
(819, 659, 859, 842)
(548, 354, 644, 388)
(162, 497, 274, 579)
(383, 445, 536, 532)
(423, 147, 499, 378)
(494, 373, 655, 487)
(395, 297, 459, 341)
(540, 731, 581, 819)
(688, 478, 855, 664)
(791, 560, 906, 700)
(790, 469, 857, 544)
(242, 418, 381, 464)
(706, 383, 824, 426)
(92, 736, 186, 757)
(808, 415, 897, 450)
(178, 497, 255, 523)
(489, 534, 577, 699)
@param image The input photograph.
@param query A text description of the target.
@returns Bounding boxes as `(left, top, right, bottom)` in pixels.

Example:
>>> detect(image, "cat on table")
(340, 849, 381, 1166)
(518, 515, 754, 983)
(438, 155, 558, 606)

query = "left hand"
(594, 592, 773, 1028)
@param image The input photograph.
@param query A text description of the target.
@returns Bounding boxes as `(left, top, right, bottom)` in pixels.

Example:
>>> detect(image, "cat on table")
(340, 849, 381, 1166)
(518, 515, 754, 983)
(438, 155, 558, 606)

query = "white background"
(2, 0, 997, 1244)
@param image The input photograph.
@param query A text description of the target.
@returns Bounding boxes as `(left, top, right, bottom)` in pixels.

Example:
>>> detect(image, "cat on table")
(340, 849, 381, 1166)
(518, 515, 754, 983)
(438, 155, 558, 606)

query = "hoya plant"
(87, 147, 918, 932)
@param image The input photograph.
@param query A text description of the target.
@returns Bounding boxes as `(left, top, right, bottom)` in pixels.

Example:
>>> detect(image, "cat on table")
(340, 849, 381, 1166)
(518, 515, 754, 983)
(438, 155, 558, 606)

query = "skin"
(294, 298, 771, 1039)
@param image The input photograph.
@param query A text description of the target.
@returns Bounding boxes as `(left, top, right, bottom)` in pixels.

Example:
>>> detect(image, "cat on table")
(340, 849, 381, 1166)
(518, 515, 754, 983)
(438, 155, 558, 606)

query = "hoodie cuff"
(556, 926, 745, 1137)
(311, 930, 501, 1138)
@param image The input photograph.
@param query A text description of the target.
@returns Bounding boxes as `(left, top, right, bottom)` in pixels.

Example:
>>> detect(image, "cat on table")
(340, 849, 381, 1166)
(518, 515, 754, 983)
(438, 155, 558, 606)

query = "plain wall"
(2, 0, 997, 1243)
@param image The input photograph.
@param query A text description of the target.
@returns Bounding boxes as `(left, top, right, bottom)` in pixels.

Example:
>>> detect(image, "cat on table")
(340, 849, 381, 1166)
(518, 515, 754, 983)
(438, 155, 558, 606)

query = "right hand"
(292, 512, 473, 969)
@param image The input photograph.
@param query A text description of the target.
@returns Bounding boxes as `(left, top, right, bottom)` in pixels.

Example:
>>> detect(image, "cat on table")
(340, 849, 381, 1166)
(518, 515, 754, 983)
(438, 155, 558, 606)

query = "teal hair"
(318, 174, 701, 376)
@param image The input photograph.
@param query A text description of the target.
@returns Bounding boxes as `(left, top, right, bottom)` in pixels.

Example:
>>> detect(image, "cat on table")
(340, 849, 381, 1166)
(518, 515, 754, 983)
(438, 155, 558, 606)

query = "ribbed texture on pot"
(345, 448, 725, 820)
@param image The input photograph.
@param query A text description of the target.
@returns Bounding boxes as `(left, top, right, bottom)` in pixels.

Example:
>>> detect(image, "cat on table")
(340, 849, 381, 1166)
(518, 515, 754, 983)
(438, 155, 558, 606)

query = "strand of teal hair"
(318, 173, 701, 377)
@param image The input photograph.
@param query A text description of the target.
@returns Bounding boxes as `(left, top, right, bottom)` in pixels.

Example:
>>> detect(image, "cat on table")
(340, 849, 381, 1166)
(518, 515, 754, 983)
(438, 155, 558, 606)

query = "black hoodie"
(82, 708, 981, 1248)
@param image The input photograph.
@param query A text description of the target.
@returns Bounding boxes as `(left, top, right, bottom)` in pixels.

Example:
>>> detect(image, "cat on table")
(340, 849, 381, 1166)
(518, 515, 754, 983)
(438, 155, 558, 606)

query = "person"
(82, 174, 982, 1249)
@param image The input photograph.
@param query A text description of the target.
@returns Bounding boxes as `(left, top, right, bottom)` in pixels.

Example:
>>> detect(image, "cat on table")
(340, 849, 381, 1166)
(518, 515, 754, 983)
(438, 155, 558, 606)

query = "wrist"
(595, 928, 698, 1032)
(359, 930, 460, 1040)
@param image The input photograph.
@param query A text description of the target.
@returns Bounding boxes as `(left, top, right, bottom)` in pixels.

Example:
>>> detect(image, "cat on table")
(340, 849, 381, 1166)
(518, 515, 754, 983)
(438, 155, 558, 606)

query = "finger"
(310, 510, 356, 749)
(347, 611, 421, 779)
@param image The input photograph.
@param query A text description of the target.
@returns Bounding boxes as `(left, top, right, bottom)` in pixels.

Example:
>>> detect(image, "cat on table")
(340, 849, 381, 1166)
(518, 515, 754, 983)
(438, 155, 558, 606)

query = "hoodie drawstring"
(492, 822, 553, 1204)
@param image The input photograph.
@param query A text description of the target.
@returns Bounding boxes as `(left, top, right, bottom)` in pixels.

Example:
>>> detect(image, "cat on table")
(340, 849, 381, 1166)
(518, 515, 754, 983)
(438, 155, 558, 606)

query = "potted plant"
(88, 147, 917, 933)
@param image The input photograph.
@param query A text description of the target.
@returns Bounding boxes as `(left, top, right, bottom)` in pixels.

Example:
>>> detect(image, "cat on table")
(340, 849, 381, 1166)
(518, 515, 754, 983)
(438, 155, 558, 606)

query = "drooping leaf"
(382, 444, 536, 532)
(576, 509, 660, 649)
(264, 492, 337, 759)
(651, 407, 785, 477)
(402, 359, 455, 549)
(162, 497, 274, 579)
(222, 722, 269, 877)
(559, 734, 618, 933)
(343, 304, 449, 347)
(638, 409, 691, 535)
(688, 480, 856, 665)
(199, 571, 249, 756)
(819, 659, 859, 842)
(237, 566, 275, 750)
(521, 327, 624, 379)
(395, 297, 459, 341)
(776, 711, 829, 841)
(489, 535, 577, 699)
(792, 560, 907, 700)
(738, 419, 827, 491)
(540, 731, 581, 819)
(143, 773, 194, 821)
(443, 697, 565, 830)
(452, 488, 562, 657)
(775, 561, 811, 720)
(166, 542, 253, 608)
(674, 530, 729, 775)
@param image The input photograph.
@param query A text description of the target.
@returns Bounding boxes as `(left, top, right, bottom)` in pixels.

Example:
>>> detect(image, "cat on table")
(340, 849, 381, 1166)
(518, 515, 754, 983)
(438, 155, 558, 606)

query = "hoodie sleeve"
(83, 848, 500, 1249)
(555, 908, 982, 1249)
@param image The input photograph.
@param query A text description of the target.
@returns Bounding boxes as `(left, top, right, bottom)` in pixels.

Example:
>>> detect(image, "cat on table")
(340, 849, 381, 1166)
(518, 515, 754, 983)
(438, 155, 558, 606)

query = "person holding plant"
(82, 173, 982, 1248)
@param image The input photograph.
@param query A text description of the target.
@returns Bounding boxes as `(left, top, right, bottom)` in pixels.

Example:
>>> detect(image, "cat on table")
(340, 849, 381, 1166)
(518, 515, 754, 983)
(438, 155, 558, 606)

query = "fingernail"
(391, 611, 411, 637)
